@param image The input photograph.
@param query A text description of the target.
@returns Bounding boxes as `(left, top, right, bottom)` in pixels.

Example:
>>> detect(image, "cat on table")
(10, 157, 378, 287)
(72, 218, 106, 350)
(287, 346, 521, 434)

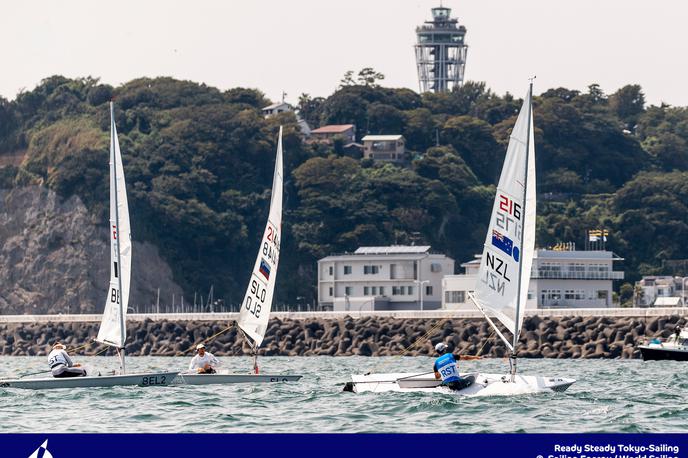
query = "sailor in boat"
(433, 343, 480, 391)
(188, 343, 220, 374)
(48, 342, 87, 378)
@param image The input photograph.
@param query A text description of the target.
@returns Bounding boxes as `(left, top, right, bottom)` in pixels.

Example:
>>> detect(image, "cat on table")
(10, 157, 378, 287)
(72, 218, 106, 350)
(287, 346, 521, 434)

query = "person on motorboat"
(433, 342, 480, 391)
(48, 342, 87, 378)
(674, 325, 682, 342)
(188, 343, 220, 374)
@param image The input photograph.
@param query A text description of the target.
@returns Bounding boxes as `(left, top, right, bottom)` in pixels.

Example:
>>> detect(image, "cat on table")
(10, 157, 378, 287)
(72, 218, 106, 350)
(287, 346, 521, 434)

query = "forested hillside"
(0, 75, 686, 310)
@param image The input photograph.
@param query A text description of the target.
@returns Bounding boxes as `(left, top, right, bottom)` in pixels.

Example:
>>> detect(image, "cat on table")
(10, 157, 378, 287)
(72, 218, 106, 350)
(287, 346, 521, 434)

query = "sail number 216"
(244, 279, 266, 318)
(263, 226, 280, 264)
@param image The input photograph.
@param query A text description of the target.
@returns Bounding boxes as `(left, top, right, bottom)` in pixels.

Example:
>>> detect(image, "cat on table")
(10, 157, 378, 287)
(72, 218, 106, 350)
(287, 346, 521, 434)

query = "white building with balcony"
(362, 135, 406, 163)
(317, 246, 454, 311)
(443, 249, 624, 309)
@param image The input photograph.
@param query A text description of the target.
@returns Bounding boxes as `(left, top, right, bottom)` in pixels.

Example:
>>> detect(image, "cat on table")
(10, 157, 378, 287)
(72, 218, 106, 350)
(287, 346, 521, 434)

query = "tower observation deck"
(415, 6, 468, 93)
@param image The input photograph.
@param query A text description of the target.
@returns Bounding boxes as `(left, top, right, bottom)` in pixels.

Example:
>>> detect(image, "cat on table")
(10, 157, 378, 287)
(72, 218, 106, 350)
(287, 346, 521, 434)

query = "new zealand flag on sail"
(492, 230, 520, 262)
(259, 258, 271, 280)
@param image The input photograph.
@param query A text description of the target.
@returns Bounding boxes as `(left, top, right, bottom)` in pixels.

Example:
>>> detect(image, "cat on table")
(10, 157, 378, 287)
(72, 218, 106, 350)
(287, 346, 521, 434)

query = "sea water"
(0, 356, 686, 433)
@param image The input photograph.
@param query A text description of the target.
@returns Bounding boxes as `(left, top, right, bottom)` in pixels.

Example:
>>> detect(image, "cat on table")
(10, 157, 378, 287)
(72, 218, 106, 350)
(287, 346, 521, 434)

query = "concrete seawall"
(1, 307, 686, 323)
(0, 309, 685, 359)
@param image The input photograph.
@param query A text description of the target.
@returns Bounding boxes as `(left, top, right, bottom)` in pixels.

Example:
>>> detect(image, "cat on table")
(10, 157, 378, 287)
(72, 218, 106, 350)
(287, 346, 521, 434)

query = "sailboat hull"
(345, 372, 575, 396)
(0, 371, 179, 390)
(172, 372, 302, 385)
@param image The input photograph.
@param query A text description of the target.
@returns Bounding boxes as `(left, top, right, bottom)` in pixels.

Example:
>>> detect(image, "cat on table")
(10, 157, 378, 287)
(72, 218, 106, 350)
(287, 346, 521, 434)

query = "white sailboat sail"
(346, 83, 575, 395)
(473, 84, 535, 347)
(238, 127, 283, 347)
(96, 102, 132, 349)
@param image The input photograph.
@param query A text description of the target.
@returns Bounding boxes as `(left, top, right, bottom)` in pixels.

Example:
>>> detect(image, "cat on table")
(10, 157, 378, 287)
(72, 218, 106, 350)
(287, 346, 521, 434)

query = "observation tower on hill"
(414, 5, 468, 93)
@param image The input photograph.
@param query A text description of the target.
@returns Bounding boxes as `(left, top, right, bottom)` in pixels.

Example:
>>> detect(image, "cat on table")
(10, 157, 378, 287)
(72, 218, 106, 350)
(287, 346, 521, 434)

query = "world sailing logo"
(28, 439, 53, 458)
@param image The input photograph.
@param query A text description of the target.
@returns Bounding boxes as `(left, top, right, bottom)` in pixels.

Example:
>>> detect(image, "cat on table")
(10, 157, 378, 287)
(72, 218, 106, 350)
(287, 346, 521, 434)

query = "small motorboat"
(639, 326, 688, 361)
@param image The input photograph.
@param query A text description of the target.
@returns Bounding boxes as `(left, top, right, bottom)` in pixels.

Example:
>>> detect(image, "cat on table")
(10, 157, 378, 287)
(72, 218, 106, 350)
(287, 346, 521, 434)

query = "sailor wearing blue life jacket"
(433, 342, 479, 391)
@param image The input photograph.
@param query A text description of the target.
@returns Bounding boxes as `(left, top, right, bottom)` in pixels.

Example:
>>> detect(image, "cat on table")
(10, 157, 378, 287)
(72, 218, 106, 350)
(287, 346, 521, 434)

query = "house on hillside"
(362, 135, 406, 163)
(310, 124, 356, 144)
(261, 102, 291, 117)
(261, 101, 311, 136)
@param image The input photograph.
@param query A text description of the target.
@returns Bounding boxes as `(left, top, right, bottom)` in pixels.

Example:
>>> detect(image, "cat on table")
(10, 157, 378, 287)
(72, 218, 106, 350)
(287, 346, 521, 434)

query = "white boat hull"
(345, 372, 575, 396)
(0, 371, 179, 390)
(173, 371, 302, 385)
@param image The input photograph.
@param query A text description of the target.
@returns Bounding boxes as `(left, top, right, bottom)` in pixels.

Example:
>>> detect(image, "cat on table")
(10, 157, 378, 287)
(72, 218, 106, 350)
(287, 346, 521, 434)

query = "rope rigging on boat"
(475, 329, 496, 357)
(237, 326, 260, 374)
(174, 321, 237, 357)
(363, 318, 486, 376)
(10, 344, 112, 380)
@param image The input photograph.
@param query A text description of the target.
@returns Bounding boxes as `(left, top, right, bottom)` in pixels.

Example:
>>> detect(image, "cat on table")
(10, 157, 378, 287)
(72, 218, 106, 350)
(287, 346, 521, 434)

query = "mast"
(111, 102, 126, 374)
(510, 80, 534, 381)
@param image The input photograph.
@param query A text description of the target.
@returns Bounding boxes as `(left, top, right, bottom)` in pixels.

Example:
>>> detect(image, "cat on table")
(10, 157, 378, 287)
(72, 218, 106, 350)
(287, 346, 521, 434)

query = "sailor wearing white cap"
(188, 343, 220, 374)
(48, 342, 87, 378)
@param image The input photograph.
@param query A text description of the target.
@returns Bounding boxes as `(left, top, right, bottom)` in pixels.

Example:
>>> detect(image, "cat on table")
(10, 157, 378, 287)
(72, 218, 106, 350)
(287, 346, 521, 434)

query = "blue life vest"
(435, 353, 460, 383)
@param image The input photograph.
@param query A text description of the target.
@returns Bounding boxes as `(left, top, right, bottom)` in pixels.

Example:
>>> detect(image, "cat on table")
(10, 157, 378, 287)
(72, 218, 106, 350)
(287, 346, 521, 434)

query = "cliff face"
(0, 186, 183, 314)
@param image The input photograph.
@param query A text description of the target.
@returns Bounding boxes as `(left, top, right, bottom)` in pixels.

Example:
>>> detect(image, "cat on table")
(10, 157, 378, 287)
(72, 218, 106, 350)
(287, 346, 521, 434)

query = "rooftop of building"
(355, 246, 430, 255)
(311, 124, 355, 134)
(535, 249, 624, 261)
(639, 275, 676, 281)
(638, 276, 681, 286)
(362, 135, 404, 142)
(318, 245, 453, 262)
(262, 101, 291, 111)
(654, 297, 683, 306)
(459, 249, 624, 268)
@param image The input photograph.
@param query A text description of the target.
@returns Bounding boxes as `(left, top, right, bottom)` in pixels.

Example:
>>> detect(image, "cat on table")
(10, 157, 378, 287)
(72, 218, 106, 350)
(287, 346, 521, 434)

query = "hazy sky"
(2, 1, 686, 106)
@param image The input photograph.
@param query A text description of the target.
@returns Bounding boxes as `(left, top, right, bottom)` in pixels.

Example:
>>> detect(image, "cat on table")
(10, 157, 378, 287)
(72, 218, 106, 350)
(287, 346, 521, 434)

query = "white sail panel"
(473, 86, 535, 340)
(97, 103, 132, 348)
(238, 127, 283, 347)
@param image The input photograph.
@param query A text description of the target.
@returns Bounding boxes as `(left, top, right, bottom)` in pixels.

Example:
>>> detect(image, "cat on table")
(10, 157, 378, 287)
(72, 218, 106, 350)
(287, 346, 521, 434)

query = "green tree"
(321, 90, 369, 135)
(402, 108, 437, 151)
(356, 67, 385, 87)
(609, 84, 645, 130)
(422, 81, 492, 117)
(540, 87, 580, 102)
(87, 84, 113, 106)
(441, 115, 501, 183)
(224, 87, 269, 108)
(586, 83, 607, 104)
(297, 93, 324, 128)
(0, 96, 18, 151)
(339, 70, 356, 88)
(367, 103, 405, 135)
(619, 282, 634, 305)
(614, 171, 688, 279)
(643, 132, 688, 171)
(413, 146, 478, 191)
(224, 87, 270, 109)
(534, 96, 648, 189)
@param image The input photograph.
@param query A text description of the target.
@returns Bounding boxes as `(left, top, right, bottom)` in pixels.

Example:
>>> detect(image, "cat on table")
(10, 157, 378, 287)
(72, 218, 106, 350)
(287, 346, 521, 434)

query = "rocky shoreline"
(0, 315, 685, 358)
